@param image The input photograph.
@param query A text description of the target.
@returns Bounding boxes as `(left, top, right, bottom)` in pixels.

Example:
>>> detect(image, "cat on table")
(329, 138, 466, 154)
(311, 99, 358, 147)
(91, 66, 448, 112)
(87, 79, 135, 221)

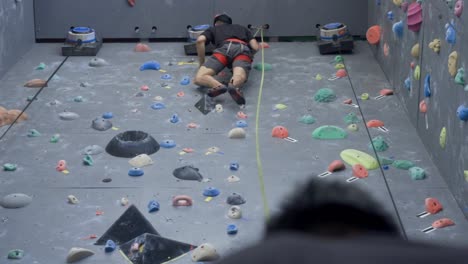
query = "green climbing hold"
(440, 127, 446, 149)
(409, 167, 426, 180)
(392, 160, 415, 170)
(298, 115, 316, 124)
(35, 62, 46, 70)
(464, 171, 468, 182)
(314, 88, 336, 102)
(50, 134, 60, 143)
(344, 113, 360, 125)
(27, 129, 41, 137)
(83, 155, 94, 166)
(369, 136, 389, 152)
(347, 124, 359, 131)
(414, 65, 421, 80)
(74, 96, 84, 102)
(254, 63, 272, 71)
(312, 126, 347, 139)
(334, 55, 344, 63)
(8, 249, 24, 260)
(378, 156, 394, 166)
(27, 95, 36, 102)
(455, 67, 465, 85)
(340, 149, 379, 170)
(3, 163, 17, 171)
(274, 103, 287, 110)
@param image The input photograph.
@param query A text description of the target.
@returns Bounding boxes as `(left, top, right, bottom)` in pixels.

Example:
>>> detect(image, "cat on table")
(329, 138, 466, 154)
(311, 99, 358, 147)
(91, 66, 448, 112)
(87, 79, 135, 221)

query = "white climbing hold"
(88, 57, 109, 67)
(191, 243, 220, 262)
(215, 104, 224, 113)
(128, 154, 153, 167)
(228, 206, 242, 219)
(228, 128, 246, 139)
(67, 195, 79, 204)
(227, 175, 240, 183)
(120, 197, 129, 206)
(0, 193, 32, 208)
(66, 247, 94, 263)
(59, 111, 80, 121)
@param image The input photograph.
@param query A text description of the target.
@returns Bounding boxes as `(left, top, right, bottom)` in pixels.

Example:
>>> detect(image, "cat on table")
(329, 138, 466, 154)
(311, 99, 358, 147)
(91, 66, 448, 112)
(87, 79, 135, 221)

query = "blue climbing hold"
(140, 61, 161, 71)
(203, 187, 220, 197)
(404, 77, 412, 91)
(230, 162, 239, 171)
(151, 102, 166, 110)
(180, 76, 190, 85)
(161, 73, 172, 80)
(170, 114, 179, 123)
(102, 112, 113, 119)
(457, 105, 468, 121)
(376, 0, 381, 5)
(227, 224, 238, 235)
(445, 22, 456, 45)
(236, 120, 248, 128)
(392, 21, 404, 38)
(387, 11, 394, 20)
(147, 200, 160, 213)
(160, 139, 176, 148)
(128, 167, 144, 177)
(105, 240, 116, 253)
(424, 74, 431, 98)
(383, 165, 390, 170)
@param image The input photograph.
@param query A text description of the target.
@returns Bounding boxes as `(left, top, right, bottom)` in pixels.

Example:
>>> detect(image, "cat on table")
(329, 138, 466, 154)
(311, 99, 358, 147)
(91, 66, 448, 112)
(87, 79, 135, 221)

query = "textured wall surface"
(0, 0, 35, 79)
(368, 0, 468, 217)
(34, 0, 368, 39)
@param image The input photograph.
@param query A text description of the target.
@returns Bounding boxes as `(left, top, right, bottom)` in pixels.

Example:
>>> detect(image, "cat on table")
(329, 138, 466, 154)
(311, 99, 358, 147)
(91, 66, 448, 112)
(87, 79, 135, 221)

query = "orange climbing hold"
(352, 164, 368, 178)
(425, 197, 443, 215)
(127, 0, 135, 7)
(187, 123, 199, 128)
(237, 111, 247, 119)
(419, 100, 427, 113)
(379, 89, 394, 96)
(24, 79, 47, 88)
(328, 160, 346, 172)
(432, 218, 455, 229)
(56, 160, 67, 172)
(272, 126, 289, 139)
(366, 119, 384, 128)
(366, 25, 381, 45)
(134, 43, 150, 52)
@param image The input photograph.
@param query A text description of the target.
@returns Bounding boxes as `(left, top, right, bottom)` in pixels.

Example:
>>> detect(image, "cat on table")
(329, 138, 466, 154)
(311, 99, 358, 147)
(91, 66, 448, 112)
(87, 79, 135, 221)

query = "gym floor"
(0, 41, 467, 263)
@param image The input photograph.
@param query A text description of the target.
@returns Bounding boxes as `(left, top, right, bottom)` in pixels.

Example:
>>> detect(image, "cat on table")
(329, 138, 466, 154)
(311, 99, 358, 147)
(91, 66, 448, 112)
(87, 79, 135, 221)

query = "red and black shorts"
(204, 39, 253, 78)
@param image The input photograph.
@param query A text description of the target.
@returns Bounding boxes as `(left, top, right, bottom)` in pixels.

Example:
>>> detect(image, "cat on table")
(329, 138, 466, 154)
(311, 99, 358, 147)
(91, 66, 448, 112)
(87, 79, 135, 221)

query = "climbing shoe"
(228, 86, 246, 105)
(207, 85, 227, 97)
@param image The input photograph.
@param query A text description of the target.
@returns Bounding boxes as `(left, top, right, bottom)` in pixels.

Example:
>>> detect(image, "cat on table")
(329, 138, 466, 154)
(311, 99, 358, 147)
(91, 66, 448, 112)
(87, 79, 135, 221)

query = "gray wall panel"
(0, 0, 35, 79)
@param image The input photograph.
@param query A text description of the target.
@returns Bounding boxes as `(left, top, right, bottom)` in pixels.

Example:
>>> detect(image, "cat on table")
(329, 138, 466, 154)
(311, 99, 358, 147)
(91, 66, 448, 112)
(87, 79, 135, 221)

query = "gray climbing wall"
(0, 0, 35, 79)
(368, 0, 468, 218)
(34, 0, 368, 39)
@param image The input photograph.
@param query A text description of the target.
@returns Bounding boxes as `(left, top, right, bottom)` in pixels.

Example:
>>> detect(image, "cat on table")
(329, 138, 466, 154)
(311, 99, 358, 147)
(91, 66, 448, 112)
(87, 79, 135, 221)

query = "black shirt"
(201, 24, 253, 48)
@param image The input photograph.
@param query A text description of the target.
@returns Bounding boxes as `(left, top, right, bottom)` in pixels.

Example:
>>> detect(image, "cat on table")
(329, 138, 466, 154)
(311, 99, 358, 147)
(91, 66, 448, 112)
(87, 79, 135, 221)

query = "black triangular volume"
(95, 205, 160, 245)
(119, 233, 197, 264)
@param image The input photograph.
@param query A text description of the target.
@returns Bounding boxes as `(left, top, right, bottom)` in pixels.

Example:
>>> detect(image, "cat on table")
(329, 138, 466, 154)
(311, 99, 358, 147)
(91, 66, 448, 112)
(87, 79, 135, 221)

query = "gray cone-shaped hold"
(91, 117, 112, 131)
(1, 193, 32, 208)
(226, 193, 246, 205)
(173, 165, 203, 181)
(66, 247, 94, 263)
(59, 111, 79, 121)
(81, 145, 104, 155)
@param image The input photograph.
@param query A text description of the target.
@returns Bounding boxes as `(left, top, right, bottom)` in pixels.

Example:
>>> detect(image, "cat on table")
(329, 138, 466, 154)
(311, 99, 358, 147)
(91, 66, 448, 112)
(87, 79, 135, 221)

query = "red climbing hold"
(336, 69, 348, 78)
(352, 164, 368, 178)
(431, 218, 455, 229)
(128, 0, 135, 7)
(407, 2, 423, 32)
(419, 100, 427, 113)
(272, 126, 289, 139)
(379, 89, 394, 96)
(410, 62, 416, 69)
(366, 119, 384, 128)
(343, 99, 353, 104)
(328, 160, 346, 172)
(425, 198, 443, 215)
(366, 25, 381, 45)
(56, 160, 67, 172)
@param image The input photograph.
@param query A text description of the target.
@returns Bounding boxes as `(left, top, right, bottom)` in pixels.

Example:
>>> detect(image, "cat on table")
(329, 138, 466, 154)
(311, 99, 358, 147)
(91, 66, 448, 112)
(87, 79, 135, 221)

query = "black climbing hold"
(172, 165, 203, 181)
(94, 205, 160, 245)
(119, 233, 196, 264)
(226, 193, 246, 205)
(102, 178, 112, 183)
(105, 131, 160, 158)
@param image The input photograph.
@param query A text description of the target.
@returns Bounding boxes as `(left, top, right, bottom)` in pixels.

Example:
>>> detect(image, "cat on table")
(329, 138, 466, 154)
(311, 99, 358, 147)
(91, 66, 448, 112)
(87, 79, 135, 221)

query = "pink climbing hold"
(128, 0, 135, 7)
(140, 85, 149, 91)
(410, 62, 416, 69)
(380, 89, 394, 96)
(431, 218, 455, 229)
(366, 119, 384, 128)
(328, 160, 346, 172)
(352, 164, 368, 178)
(56, 160, 67, 172)
(172, 195, 193, 206)
(237, 111, 247, 119)
(419, 100, 427, 113)
(177, 91, 185, 97)
(182, 148, 194, 153)
(343, 99, 353, 105)
(134, 43, 150, 52)
(407, 2, 423, 32)
(272, 126, 289, 139)
(455, 0, 464, 17)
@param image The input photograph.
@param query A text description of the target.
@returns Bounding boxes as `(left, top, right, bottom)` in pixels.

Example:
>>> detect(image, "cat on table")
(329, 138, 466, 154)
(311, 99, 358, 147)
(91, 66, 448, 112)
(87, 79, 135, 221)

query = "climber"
(194, 14, 260, 106)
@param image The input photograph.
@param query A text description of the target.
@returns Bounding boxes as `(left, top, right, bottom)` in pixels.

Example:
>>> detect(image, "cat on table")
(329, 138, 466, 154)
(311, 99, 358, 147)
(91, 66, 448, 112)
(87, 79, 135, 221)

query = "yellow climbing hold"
(411, 43, 420, 58)
(340, 149, 379, 170)
(393, 0, 402, 6)
(414, 65, 421, 80)
(448, 51, 458, 77)
(274, 104, 287, 110)
(464, 171, 468, 182)
(335, 63, 345, 70)
(315, 74, 323, 80)
(440, 127, 447, 149)
(361, 93, 369, 100)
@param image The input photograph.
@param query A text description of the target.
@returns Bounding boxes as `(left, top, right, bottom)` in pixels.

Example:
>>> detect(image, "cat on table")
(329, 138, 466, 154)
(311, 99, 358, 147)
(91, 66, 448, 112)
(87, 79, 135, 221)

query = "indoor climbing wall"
(34, 0, 368, 39)
(368, 0, 468, 217)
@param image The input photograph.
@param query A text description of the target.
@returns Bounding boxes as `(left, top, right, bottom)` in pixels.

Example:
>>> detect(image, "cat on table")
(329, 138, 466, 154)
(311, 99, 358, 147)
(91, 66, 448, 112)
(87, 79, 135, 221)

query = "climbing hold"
(140, 85, 149, 91)
(101, 112, 114, 120)
(170, 114, 179, 123)
(361, 93, 369, 100)
(7, 249, 24, 259)
(445, 22, 456, 44)
(120, 197, 129, 206)
(128, 0, 135, 7)
(366, 119, 384, 128)
(91, 117, 112, 131)
(104, 240, 116, 253)
(379, 88, 394, 97)
(227, 193, 246, 205)
(352, 164, 369, 178)
(3, 163, 17, 171)
(393, 0, 402, 6)
(227, 175, 240, 183)
(314, 88, 336, 102)
(410, 167, 426, 180)
(134, 43, 150, 52)
(237, 111, 247, 119)
(228, 206, 242, 219)
(203, 187, 220, 197)
(340, 149, 379, 170)
(173, 165, 203, 181)
(335, 63, 345, 70)
(128, 168, 144, 177)
(315, 74, 323, 80)
(215, 104, 224, 113)
(172, 195, 193, 206)
(424, 74, 431, 98)
(411, 43, 420, 58)
(191, 243, 220, 262)
(432, 218, 455, 229)
(464, 171, 468, 181)
(312, 125, 347, 139)
(161, 73, 172, 80)
(428, 39, 441, 53)
(67, 195, 79, 204)
(369, 136, 389, 152)
(455, 0, 464, 17)
(154, 96, 163, 101)
(180, 76, 190, 85)
(59, 111, 79, 121)
(187, 122, 199, 129)
(73, 96, 84, 102)
(177, 91, 184, 97)
(151, 102, 166, 110)
(82, 145, 104, 155)
(274, 103, 288, 110)
(378, 156, 394, 166)
(27, 129, 41, 137)
(26, 95, 37, 102)
(140, 61, 161, 71)
(236, 120, 248, 128)
(24, 79, 47, 88)
(328, 160, 346, 172)
(160, 139, 176, 148)
(66, 248, 94, 263)
(457, 105, 468, 121)
(253, 63, 272, 71)
(228, 128, 246, 139)
(229, 162, 240, 171)
(102, 178, 112, 183)
(271, 126, 289, 139)
(227, 224, 238, 235)
(147, 200, 160, 213)
(347, 124, 359, 131)
(419, 100, 427, 113)
(335, 69, 347, 78)
(0, 193, 32, 208)
(425, 198, 443, 214)
(387, 11, 394, 20)
(392, 160, 415, 170)
(129, 154, 153, 167)
(455, 67, 465, 85)
(56, 160, 67, 172)
(407, 2, 423, 32)
(344, 112, 359, 125)
(36, 62, 46, 70)
(298, 115, 315, 124)
(334, 55, 344, 63)
(89, 57, 109, 67)
(405, 77, 412, 91)
(343, 99, 353, 105)
(392, 21, 404, 38)
(440, 127, 447, 148)
(366, 25, 381, 45)
(83, 155, 94, 166)
(414, 65, 421, 80)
